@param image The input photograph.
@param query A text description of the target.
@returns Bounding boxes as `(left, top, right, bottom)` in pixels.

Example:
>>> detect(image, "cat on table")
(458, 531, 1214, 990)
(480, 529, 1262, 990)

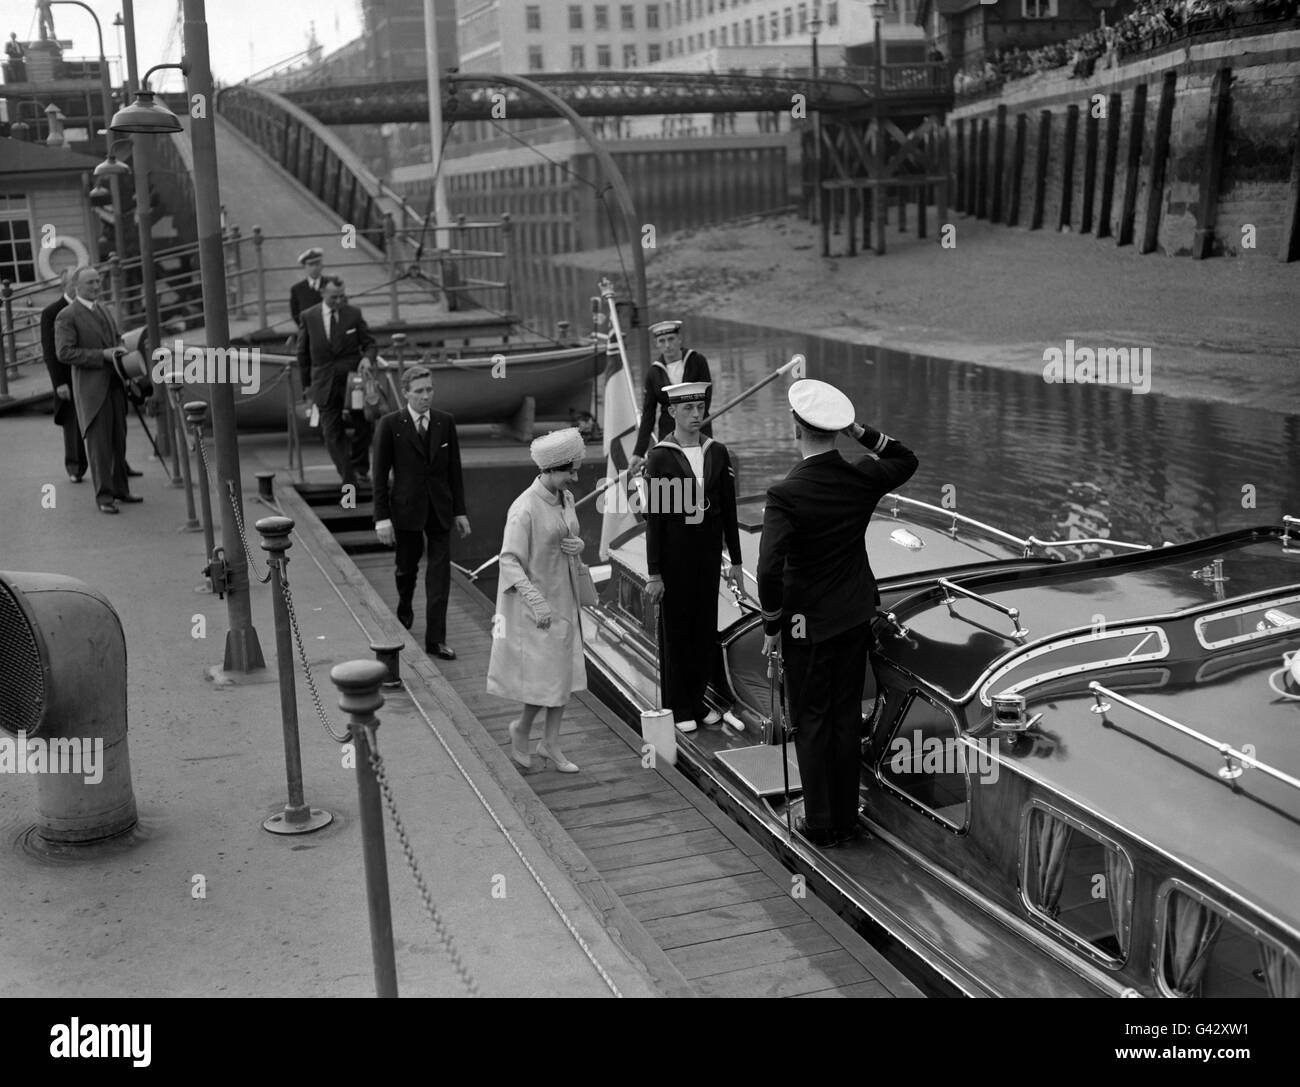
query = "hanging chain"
(276, 564, 352, 744)
(225, 479, 273, 584)
(362, 724, 480, 997)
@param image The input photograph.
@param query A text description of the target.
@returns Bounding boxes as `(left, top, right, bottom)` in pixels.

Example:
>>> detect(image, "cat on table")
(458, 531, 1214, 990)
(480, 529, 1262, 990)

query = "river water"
(507, 255, 1300, 553)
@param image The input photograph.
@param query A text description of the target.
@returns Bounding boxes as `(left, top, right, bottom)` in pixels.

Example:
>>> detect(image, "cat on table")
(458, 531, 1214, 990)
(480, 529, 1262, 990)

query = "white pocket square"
(439, 442, 448, 449)
(344, 328, 356, 336)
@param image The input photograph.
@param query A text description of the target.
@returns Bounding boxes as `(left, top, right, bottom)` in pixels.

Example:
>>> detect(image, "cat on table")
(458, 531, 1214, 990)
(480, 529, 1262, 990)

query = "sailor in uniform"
(628, 320, 713, 476)
(644, 382, 744, 733)
(756, 379, 919, 847)
(289, 247, 325, 329)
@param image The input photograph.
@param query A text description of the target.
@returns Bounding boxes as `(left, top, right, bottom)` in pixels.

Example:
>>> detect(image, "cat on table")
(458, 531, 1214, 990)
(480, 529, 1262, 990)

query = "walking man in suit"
(372, 365, 471, 660)
(54, 267, 142, 513)
(41, 269, 87, 483)
(756, 379, 919, 848)
(289, 247, 324, 329)
(296, 276, 377, 491)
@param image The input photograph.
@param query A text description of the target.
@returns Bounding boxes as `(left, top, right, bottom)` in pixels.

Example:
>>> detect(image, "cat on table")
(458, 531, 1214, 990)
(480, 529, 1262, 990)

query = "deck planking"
(349, 549, 921, 998)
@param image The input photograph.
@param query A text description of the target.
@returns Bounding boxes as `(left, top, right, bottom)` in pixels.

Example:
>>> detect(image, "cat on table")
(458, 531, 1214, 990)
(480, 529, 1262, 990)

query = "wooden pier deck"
(339, 530, 923, 999)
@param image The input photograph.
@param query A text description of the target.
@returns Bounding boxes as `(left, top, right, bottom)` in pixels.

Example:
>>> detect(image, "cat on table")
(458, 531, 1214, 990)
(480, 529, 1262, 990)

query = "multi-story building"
(917, 0, 1122, 71)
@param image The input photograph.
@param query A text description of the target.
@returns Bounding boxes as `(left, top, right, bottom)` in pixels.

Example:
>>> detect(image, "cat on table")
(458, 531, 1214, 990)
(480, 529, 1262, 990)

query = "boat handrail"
(1026, 535, 1153, 554)
(1086, 681, 1300, 793)
(884, 493, 1030, 549)
(937, 578, 1030, 644)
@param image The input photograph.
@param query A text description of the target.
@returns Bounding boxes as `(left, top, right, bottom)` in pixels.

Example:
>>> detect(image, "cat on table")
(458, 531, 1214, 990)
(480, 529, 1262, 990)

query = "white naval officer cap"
(663, 381, 710, 403)
(649, 320, 682, 336)
(530, 426, 586, 471)
(788, 378, 855, 433)
(297, 247, 324, 265)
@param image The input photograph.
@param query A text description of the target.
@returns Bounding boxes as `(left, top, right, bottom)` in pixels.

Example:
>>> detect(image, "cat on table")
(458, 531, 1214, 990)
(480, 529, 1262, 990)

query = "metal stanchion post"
(184, 400, 217, 591)
(255, 471, 276, 502)
(370, 642, 404, 688)
(168, 378, 201, 526)
(331, 660, 399, 998)
(258, 516, 334, 835)
(252, 225, 267, 331)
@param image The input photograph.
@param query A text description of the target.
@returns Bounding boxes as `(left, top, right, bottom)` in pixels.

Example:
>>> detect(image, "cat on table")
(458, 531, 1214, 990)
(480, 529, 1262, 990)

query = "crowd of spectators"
(953, 0, 1299, 97)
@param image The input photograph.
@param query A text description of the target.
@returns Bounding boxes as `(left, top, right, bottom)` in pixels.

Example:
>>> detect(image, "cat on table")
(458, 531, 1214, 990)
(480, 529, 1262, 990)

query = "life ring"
(36, 234, 92, 283)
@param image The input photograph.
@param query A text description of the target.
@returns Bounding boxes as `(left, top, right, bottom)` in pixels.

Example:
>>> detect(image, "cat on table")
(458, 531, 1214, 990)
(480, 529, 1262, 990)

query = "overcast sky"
(12, 0, 366, 87)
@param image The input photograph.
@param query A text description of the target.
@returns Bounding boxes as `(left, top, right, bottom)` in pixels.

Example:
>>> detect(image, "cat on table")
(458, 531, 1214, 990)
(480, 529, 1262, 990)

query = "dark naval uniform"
(646, 434, 744, 726)
(633, 351, 713, 459)
(757, 424, 919, 838)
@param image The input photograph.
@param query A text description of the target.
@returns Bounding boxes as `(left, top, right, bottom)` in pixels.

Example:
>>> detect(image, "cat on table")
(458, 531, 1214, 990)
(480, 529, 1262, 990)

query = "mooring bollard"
(183, 401, 216, 590)
(255, 470, 276, 503)
(370, 641, 404, 688)
(331, 659, 399, 998)
(257, 516, 334, 836)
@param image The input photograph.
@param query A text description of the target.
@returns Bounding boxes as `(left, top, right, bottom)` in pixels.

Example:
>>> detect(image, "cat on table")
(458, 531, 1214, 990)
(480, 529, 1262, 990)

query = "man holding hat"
(644, 381, 744, 733)
(54, 267, 142, 514)
(628, 319, 713, 476)
(757, 379, 918, 848)
(290, 248, 325, 329)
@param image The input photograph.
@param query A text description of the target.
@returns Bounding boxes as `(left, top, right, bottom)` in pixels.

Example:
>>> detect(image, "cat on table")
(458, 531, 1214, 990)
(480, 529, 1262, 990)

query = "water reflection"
(507, 255, 1300, 550)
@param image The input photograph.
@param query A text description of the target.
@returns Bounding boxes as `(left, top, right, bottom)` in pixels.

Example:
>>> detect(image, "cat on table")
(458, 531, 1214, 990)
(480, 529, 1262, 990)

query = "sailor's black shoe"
(794, 816, 839, 848)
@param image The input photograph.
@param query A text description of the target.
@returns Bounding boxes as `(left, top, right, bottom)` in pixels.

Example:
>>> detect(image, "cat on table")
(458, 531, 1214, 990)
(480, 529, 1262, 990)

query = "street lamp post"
(118, 0, 176, 469)
(49, 2, 128, 294)
(112, 1, 265, 674)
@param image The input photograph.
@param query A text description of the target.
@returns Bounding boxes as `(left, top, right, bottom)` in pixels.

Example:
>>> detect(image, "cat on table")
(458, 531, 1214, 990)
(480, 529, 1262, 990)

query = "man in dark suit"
(54, 267, 141, 513)
(296, 275, 377, 491)
(372, 365, 471, 660)
(41, 269, 87, 483)
(757, 379, 919, 848)
(288, 247, 324, 329)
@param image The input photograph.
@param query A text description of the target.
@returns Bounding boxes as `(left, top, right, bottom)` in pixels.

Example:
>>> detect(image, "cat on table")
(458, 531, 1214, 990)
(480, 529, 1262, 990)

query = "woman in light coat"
(487, 428, 588, 773)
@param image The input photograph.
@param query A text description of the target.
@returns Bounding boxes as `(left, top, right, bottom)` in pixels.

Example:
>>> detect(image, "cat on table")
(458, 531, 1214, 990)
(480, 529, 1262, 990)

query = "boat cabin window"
(1194, 593, 1300, 651)
(1020, 805, 1133, 967)
(611, 565, 656, 642)
(876, 691, 970, 832)
(1155, 883, 1300, 998)
(980, 626, 1169, 705)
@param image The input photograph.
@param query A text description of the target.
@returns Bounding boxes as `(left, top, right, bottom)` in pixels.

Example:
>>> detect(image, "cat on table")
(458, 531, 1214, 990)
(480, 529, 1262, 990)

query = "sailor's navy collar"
(650, 348, 701, 374)
(654, 434, 715, 457)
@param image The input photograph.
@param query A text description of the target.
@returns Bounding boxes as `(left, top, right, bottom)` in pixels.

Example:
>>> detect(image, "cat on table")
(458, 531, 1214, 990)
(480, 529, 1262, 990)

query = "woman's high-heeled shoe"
(508, 719, 531, 770)
(536, 742, 579, 773)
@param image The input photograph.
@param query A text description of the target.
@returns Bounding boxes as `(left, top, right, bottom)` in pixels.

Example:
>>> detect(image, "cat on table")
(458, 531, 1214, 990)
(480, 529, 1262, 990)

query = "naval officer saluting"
(644, 382, 744, 733)
(756, 380, 919, 848)
(628, 319, 713, 476)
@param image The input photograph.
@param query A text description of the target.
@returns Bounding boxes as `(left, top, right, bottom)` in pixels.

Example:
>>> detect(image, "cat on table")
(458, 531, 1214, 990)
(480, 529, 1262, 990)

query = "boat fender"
(36, 233, 91, 282)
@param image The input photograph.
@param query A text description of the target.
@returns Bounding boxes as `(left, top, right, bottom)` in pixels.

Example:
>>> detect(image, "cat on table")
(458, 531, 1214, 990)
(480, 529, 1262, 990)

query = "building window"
(769, 11, 779, 38)
(744, 18, 752, 43)
(827, 0, 839, 25)
(708, 28, 716, 45)
(571, 43, 586, 68)
(783, 6, 793, 35)
(647, 3, 660, 29)
(675, 0, 682, 23)
(526, 5, 541, 30)
(597, 43, 612, 67)
(648, 42, 662, 62)
(1020, 805, 1133, 966)
(0, 194, 35, 285)
(798, 2, 807, 32)
(622, 4, 636, 27)
(1023, 0, 1057, 15)
(708, 0, 715, 12)
(527, 45, 544, 69)
(719, 25, 727, 43)
(570, 5, 584, 30)
(756, 14, 765, 40)
(595, 4, 609, 29)
(623, 43, 638, 65)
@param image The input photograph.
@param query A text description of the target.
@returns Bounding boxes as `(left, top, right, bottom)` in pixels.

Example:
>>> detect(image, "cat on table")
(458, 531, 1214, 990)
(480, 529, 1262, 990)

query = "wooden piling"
(1141, 70, 1178, 255)
(1031, 110, 1051, 230)
(1098, 92, 1122, 239)
(1193, 67, 1233, 259)
(1118, 82, 1148, 246)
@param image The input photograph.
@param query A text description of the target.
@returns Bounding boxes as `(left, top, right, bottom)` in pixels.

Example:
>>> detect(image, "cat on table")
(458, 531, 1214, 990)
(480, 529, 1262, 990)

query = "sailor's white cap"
(530, 426, 586, 471)
(663, 381, 709, 403)
(789, 378, 854, 433)
(650, 320, 682, 337)
(297, 247, 324, 265)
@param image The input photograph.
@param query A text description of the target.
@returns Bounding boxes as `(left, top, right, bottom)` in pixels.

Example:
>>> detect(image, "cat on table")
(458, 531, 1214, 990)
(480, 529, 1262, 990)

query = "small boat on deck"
(582, 495, 1300, 998)
(180, 339, 600, 432)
